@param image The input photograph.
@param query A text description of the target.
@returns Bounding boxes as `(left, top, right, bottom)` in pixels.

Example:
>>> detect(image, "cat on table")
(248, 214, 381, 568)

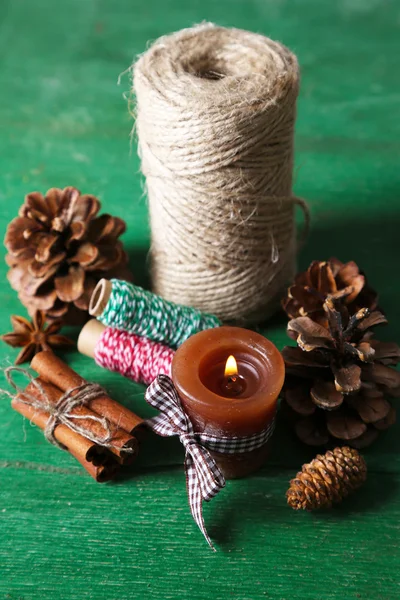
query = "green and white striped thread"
(99, 279, 221, 348)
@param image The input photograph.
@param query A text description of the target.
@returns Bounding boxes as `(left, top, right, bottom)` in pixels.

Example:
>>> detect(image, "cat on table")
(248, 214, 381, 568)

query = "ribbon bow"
(145, 375, 226, 549)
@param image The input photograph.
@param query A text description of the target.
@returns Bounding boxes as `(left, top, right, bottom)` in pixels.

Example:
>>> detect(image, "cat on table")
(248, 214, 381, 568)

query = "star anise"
(1, 311, 74, 364)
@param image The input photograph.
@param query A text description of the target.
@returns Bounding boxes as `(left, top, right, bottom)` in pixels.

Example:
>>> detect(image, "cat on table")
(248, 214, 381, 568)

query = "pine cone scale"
(67, 221, 86, 242)
(326, 411, 367, 440)
(70, 242, 99, 267)
(295, 418, 330, 446)
(11, 263, 58, 295)
(73, 276, 97, 311)
(310, 380, 343, 409)
(362, 363, 400, 390)
(19, 289, 58, 311)
(5, 217, 38, 256)
(29, 252, 67, 277)
(54, 266, 85, 302)
(285, 385, 317, 415)
(45, 300, 68, 318)
(333, 363, 362, 394)
(348, 394, 391, 423)
(374, 406, 396, 430)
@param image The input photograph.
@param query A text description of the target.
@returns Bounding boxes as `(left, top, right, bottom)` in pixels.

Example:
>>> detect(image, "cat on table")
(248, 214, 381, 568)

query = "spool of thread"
(78, 319, 174, 384)
(89, 278, 221, 347)
(133, 24, 308, 324)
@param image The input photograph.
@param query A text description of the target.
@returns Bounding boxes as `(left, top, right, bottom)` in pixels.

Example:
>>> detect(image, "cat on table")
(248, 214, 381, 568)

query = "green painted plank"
(1, 466, 399, 600)
(0, 0, 399, 598)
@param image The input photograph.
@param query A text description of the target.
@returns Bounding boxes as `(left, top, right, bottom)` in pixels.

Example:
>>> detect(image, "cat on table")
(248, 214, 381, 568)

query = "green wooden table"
(1, 1, 399, 598)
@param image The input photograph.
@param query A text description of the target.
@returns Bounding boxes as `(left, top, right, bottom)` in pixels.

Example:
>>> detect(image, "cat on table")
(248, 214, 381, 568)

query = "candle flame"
(224, 355, 238, 378)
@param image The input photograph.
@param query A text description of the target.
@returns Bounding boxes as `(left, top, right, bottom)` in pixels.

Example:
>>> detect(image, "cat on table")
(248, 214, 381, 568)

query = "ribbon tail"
(185, 454, 216, 551)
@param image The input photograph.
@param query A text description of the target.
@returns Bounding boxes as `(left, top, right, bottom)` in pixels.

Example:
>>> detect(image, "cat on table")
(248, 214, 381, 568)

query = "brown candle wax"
(172, 326, 285, 479)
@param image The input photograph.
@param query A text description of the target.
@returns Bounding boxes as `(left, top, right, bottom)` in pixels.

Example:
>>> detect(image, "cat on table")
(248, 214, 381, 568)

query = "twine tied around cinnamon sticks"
(4, 367, 128, 453)
(4, 352, 144, 482)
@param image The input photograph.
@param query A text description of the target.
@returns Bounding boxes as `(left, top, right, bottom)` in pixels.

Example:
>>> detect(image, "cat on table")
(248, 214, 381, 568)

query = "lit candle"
(220, 355, 245, 397)
(172, 326, 285, 478)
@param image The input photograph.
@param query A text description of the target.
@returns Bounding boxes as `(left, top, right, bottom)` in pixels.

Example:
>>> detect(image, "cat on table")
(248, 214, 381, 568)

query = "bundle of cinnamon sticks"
(11, 351, 144, 482)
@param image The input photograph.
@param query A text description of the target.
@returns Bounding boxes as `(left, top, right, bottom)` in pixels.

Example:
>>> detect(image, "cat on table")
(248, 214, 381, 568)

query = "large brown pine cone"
(282, 258, 378, 326)
(4, 187, 132, 325)
(281, 297, 400, 448)
(287, 446, 367, 510)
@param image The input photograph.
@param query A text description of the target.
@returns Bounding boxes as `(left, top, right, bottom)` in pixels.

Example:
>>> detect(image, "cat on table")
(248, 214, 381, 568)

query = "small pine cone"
(287, 446, 367, 510)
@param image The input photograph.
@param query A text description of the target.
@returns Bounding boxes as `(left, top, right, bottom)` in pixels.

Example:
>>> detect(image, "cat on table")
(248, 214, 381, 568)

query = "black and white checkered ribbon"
(145, 374, 276, 550)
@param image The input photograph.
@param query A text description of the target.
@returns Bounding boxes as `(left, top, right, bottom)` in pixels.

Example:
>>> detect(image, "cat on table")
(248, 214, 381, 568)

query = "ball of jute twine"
(133, 23, 309, 324)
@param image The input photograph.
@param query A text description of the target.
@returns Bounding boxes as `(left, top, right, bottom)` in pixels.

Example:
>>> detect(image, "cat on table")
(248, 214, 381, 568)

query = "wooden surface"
(1, 1, 399, 598)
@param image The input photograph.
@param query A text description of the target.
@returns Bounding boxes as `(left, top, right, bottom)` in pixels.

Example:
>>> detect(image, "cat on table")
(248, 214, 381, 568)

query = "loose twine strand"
(4, 367, 133, 453)
(133, 24, 309, 324)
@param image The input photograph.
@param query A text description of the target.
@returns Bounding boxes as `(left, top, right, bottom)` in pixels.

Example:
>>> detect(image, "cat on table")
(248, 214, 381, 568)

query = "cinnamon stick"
(31, 352, 143, 435)
(11, 397, 117, 483)
(31, 377, 138, 466)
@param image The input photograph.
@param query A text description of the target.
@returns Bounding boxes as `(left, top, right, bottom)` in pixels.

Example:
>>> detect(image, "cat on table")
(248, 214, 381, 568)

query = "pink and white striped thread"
(94, 327, 174, 385)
